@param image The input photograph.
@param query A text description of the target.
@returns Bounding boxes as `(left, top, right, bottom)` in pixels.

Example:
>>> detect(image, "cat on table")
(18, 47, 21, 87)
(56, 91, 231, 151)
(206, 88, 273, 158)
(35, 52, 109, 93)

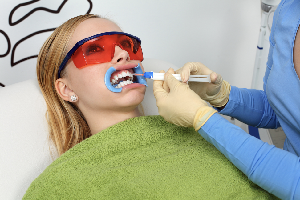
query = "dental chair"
(0, 58, 178, 200)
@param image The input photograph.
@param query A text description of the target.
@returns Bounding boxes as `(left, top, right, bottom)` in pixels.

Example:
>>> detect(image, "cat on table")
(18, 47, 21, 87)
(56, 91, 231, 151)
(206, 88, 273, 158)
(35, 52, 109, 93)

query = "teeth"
(114, 80, 134, 88)
(125, 80, 133, 85)
(111, 70, 134, 87)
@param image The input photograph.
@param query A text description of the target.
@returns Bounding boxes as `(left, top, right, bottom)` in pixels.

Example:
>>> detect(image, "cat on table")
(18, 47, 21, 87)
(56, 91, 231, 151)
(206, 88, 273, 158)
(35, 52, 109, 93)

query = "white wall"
(0, 0, 260, 88)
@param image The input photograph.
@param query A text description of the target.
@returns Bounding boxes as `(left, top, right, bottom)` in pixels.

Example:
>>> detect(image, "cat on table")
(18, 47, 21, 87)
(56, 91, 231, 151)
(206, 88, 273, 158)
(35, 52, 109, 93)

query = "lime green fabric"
(23, 116, 277, 200)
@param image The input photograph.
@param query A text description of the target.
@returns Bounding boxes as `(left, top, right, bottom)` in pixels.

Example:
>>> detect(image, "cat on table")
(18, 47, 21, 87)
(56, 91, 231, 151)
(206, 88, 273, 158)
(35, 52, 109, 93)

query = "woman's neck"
(84, 107, 142, 135)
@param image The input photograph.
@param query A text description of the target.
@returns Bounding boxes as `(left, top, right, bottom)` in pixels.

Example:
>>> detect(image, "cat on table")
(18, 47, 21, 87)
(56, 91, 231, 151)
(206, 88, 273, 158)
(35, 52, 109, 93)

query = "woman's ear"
(55, 78, 77, 102)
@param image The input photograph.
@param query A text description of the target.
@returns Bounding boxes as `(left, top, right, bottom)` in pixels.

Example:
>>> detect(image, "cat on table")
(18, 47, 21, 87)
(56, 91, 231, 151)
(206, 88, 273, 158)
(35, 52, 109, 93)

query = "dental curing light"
(133, 72, 211, 82)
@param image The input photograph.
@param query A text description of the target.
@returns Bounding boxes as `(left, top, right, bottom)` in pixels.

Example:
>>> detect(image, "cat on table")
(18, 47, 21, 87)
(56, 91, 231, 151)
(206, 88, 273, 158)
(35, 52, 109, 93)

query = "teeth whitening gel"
(133, 72, 211, 82)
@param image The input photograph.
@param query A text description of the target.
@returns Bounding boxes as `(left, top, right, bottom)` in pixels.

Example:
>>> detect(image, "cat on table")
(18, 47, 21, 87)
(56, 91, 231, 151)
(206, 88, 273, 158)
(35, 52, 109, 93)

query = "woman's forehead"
(68, 18, 122, 51)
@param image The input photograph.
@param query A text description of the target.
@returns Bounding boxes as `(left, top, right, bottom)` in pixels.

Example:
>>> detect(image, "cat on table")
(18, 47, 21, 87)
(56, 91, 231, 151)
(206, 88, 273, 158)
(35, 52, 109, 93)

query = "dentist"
(153, 0, 300, 199)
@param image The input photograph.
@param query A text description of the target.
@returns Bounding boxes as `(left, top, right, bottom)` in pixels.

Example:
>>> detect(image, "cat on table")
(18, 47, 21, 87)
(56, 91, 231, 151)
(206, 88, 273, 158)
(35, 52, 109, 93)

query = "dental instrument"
(133, 72, 211, 82)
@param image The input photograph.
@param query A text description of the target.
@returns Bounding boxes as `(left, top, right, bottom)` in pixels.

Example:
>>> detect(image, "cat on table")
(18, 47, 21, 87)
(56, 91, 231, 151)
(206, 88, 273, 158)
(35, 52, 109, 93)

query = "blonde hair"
(37, 14, 100, 156)
(38, 14, 145, 156)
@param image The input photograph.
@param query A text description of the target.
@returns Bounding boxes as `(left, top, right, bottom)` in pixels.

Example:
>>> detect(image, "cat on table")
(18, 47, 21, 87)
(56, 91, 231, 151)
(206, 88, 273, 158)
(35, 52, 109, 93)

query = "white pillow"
(0, 79, 53, 200)
(0, 58, 178, 199)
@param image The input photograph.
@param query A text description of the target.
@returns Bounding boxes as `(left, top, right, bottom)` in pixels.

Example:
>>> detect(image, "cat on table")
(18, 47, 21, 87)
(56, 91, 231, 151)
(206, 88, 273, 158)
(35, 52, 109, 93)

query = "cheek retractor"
(133, 63, 148, 87)
(105, 67, 122, 93)
(104, 63, 148, 93)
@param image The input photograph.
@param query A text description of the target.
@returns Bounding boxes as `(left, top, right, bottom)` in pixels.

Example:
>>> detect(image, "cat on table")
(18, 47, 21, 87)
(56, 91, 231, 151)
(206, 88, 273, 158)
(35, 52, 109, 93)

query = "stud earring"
(71, 95, 78, 102)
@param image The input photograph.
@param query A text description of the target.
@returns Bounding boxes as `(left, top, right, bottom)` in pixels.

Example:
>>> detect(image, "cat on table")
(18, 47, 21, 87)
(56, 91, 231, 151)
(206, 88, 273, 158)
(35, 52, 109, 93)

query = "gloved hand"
(153, 68, 217, 131)
(176, 62, 231, 107)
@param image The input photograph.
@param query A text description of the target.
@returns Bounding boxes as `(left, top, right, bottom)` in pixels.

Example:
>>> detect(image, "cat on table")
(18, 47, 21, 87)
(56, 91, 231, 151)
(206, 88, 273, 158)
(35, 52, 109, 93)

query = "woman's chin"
(115, 90, 145, 106)
(107, 83, 146, 108)
(126, 93, 145, 106)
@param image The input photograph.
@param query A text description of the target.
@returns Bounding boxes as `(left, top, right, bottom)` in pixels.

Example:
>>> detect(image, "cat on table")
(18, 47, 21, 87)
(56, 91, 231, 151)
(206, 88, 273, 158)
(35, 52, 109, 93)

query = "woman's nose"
(111, 45, 130, 64)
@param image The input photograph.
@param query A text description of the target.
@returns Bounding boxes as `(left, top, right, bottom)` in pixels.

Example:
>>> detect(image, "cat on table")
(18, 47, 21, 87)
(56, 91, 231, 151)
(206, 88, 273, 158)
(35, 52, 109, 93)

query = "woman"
(24, 14, 277, 199)
(37, 14, 146, 156)
(153, 0, 300, 199)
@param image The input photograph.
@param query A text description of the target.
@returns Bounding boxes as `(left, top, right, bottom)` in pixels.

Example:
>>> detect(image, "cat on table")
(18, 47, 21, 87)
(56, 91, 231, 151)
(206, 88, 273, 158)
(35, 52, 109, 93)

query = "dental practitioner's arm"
(177, 62, 280, 129)
(153, 71, 300, 200)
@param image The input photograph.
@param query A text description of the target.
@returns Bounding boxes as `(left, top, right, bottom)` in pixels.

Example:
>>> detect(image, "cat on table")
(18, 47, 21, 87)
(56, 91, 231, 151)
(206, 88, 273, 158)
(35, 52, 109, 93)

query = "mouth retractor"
(133, 63, 148, 87)
(104, 63, 148, 93)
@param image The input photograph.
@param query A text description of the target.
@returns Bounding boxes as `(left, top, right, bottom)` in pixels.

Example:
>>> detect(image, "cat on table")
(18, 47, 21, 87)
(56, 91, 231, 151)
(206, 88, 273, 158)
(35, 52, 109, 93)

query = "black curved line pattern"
(11, 28, 56, 67)
(9, 0, 93, 26)
(9, 0, 93, 66)
(0, 82, 5, 87)
(9, 0, 68, 26)
(0, 30, 11, 58)
(86, 0, 92, 14)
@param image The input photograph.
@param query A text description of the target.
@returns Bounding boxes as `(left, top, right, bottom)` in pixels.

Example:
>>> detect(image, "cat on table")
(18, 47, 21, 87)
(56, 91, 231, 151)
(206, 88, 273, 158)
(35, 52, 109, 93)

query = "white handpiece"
(152, 73, 210, 82)
(136, 72, 211, 82)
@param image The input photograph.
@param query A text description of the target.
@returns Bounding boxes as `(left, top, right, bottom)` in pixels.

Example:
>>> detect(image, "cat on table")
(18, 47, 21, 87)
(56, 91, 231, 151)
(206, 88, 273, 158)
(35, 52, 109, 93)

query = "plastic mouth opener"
(104, 63, 147, 93)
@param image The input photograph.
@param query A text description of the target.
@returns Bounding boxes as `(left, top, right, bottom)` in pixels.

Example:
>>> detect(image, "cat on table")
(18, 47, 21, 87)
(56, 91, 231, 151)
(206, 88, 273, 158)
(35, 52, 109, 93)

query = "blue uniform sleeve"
(199, 113, 300, 200)
(217, 86, 280, 129)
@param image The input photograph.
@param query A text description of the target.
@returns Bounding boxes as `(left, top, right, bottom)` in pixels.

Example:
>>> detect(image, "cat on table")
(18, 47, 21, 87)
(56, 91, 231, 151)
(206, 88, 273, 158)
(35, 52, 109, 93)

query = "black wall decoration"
(0, 0, 93, 87)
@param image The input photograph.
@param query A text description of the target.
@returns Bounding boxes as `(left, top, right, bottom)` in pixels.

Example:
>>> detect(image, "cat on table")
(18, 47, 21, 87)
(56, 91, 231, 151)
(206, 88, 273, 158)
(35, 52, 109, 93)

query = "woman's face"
(63, 18, 146, 113)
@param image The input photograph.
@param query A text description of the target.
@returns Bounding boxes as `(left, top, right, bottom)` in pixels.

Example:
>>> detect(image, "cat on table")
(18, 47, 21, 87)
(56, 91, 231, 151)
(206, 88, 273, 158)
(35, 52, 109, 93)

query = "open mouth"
(110, 69, 137, 88)
(105, 63, 147, 93)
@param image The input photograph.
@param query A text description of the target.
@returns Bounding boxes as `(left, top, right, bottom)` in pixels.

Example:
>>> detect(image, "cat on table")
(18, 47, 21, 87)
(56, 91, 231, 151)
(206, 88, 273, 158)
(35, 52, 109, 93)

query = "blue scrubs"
(199, 0, 300, 199)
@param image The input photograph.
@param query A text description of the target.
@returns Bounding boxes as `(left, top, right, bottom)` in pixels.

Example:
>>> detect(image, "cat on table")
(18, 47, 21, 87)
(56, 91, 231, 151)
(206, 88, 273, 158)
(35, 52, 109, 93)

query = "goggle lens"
(72, 34, 143, 69)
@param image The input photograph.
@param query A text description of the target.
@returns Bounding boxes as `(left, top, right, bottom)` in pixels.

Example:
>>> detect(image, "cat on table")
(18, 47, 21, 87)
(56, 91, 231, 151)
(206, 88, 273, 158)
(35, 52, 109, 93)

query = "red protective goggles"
(58, 32, 143, 78)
